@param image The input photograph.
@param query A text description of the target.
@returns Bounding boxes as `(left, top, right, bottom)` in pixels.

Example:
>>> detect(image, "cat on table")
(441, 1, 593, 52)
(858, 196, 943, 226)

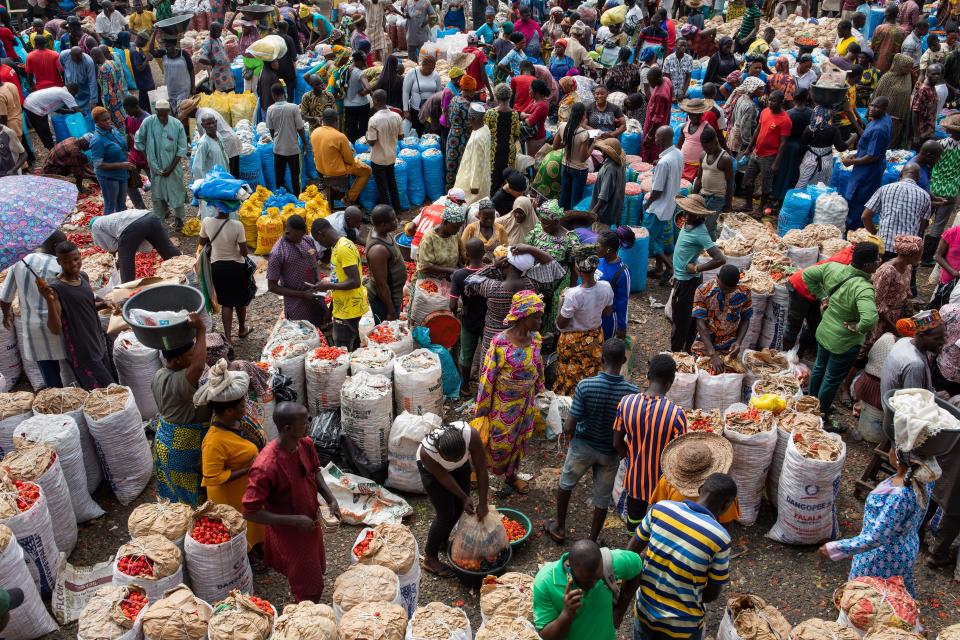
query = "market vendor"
(266, 214, 327, 327)
(691, 264, 753, 371)
(650, 432, 740, 524)
(89, 209, 183, 283)
(842, 96, 892, 231)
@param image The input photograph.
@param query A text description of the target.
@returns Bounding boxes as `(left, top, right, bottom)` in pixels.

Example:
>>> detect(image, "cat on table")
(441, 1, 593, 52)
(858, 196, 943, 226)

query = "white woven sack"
(349, 529, 422, 617)
(350, 345, 396, 377)
(722, 405, 778, 526)
(58, 407, 101, 493)
(766, 416, 824, 510)
(0, 409, 32, 457)
(694, 370, 744, 411)
(786, 245, 820, 269)
(409, 279, 450, 326)
(387, 412, 442, 493)
(112, 555, 185, 602)
(15, 320, 46, 391)
(663, 353, 697, 409)
(741, 292, 770, 351)
(184, 528, 253, 603)
(84, 385, 153, 505)
(261, 319, 322, 406)
(0, 529, 58, 639)
(393, 349, 443, 416)
(305, 349, 350, 414)
(332, 568, 402, 621)
(696, 256, 720, 282)
(341, 372, 394, 467)
(0, 321, 20, 391)
(77, 603, 146, 640)
(0, 484, 60, 598)
(767, 432, 845, 545)
(759, 283, 789, 350)
(13, 414, 104, 522)
(52, 556, 115, 625)
(405, 604, 472, 640)
(113, 331, 162, 420)
(378, 320, 416, 357)
(813, 191, 848, 232)
(19, 453, 78, 555)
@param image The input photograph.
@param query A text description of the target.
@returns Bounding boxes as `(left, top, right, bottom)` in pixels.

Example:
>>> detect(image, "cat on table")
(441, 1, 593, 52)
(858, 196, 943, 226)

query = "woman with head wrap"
(472, 290, 547, 494)
(454, 103, 493, 204)
(704, 36, 738, 86)
(717, 68, 741, 100)
(439, 66, 465, 132)
(795, 99, 856, 189)
(525, 199, 582, 332)
(496, 194, 537, 245)
(486, 83, 521, 188)
(724, 75, 765, 155)
(556, 76, 582, 125)
(553, 244, 614, 395)
(935, 304, 960, 397)
(873, 53, 914, 148)
(444, 74, 479, 190)
(415, 200, 465, 282)
(198, 359, 265, 552)
(549, 39, 576, 81)
(461, 197, 507, 259)
(767, 55, 797, 104)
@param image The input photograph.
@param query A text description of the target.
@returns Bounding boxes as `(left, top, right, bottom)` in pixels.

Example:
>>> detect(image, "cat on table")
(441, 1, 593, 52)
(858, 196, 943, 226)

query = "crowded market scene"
(6, 0, 960, 636)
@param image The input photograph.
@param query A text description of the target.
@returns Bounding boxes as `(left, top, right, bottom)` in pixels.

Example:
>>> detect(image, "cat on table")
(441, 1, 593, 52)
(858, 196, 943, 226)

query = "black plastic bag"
(271, 370, 297, 403)
(309, 410, 342, 465)
(338, 434, 387, 485)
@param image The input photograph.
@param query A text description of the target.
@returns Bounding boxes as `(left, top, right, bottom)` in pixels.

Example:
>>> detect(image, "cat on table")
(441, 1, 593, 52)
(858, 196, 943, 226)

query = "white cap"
(155, 98, 171, 109)
(447, 188, 466, 202)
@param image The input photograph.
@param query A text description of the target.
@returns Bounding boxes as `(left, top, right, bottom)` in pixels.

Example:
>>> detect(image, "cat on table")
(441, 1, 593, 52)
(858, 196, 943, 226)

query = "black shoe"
(824, 417, 847, 434)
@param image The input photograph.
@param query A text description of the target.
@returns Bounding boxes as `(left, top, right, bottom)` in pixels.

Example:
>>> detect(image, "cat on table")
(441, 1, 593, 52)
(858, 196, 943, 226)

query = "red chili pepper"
(191, 516, 232, 545)
(501, 516, 527, 542)
(353, 529, 376, 557)
(119, 590, 148, 620)
(12, 480, 39, 511)
(313, 346, 347, 361)
(247, 595, 274, 616)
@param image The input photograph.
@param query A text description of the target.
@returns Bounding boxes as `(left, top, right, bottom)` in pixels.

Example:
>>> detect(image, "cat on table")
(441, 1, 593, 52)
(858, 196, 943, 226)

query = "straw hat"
(864, 332, 896, 377)
(942, 113, 960, 133)
(675, 193, 714, 217)
(684, 0, 707, 8)
(449, 51, 477, 71)
(594, 138, 625, 165)
(679, 98, 715, 114)
(661, 432, 733, 497)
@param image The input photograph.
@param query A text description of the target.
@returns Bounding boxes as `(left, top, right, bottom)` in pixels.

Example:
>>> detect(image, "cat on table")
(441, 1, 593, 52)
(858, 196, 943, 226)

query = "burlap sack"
(409, 602, 471, 640)
(0, 392, 34, 420)
(128, 501, 193, 541)
(333, 564, 399, 613)
(192, 500, 247, 536)
(339, 602, 407, 640)
(1, 442, 55, 478)
(78, 585, 144, 639)
(479, 573, 534, 621)
(273, 602, 337, 640)
(789, 618, 859, 640)
(475, 616, 540, 640)
(863, 629, 926, 640)
(116, 535, 183, 579)
(354, 524, 416, 574)
(939, 625, 960, 640)
(207, 590, 274, 640)
(718, 594, 792, 640)
(141, 585, 212, 640)
(32, 387, 88, 413)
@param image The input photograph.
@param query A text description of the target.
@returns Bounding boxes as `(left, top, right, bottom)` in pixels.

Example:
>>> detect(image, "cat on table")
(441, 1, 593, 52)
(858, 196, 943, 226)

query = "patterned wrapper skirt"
(554, 327, 604, 396)
(154, 417, 209, 506)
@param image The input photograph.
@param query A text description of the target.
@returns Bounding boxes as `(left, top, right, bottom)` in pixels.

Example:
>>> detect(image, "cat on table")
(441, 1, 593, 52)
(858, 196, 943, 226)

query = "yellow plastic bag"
(600, 4, 627, 25)
(256, 208, 283, 255)
(749, 393, 786, 414)
(181, 217, 201, 237)
(197, 91, 232, 129)
(228, 92, 258, 127)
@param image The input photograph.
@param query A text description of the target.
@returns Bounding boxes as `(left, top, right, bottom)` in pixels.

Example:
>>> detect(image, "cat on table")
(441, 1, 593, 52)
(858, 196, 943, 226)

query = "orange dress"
(648, 475, 741, 524)
(201, 425, 265, 549)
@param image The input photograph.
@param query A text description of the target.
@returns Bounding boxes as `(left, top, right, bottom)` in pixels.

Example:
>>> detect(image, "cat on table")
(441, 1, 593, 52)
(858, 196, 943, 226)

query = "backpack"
(601, 547, 620, 601)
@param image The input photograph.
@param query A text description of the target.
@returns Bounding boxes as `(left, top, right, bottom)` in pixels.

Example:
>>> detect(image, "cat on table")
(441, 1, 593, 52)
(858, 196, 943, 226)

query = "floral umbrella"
(0, 176, 79, 273)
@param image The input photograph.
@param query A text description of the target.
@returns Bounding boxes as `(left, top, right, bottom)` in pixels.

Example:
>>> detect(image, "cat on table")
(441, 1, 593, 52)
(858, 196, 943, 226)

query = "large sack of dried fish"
(480, 573, 534, 622)
(786, 395, 820, 413)
(695, 357, 744, 411)
(339, 602, 408, 640)
(341, 372, 394, 468)
(758, 283, 790, 350)
(768, 430, 845, 544)
(184, 501, 253, 603)
(790, 618, 859, 640)
(156, 255, 199, 284)
(768, 411, 824, 506)
(752, 373, 802, 401)
(261, 319, 322, 405)
(742, 349, 789, 400)
(83, 385, 153, 505)
(751, 249, 791, 273)
(141, 585, 213, 640)
(0, 478, 59, 598)
(333, 564, 402, 619)
(0, 523, 58, 640)
(77, 584, 149, 640)
(0, 391, 34, 456)
(207, 590, 275, 640)
(112, 534, 184, 601)
(394, 349, 443, 416)
(273, 601, 337, 640)
(938, 624, 960, 640)
(664, 352, 697, 408)
(723, 405, 777, 526)
(32, 386, 101, 492)
(128, 500, 193, 547)
(863, 630, 926, 640)
(835, 577, 920, 635)
(739, 271, 775, 350)
(350, 345, 397, 377)
(408, 602, 471, 640)
(1, 442, 77, 554)
(476, 617, 539, 640)
(820, 238, 851, 260)
(717, 594, 792, 640)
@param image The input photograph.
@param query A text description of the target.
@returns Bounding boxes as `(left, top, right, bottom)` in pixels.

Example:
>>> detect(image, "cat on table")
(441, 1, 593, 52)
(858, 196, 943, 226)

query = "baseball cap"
(0, 588, 24, 617)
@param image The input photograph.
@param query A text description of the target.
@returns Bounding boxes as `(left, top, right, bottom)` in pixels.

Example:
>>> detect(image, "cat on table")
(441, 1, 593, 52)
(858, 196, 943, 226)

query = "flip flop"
(509, 477, 530, 494)
(544, 521, 566, 544)
(422, 560, 456, 578)
(238, 328, 253, 339)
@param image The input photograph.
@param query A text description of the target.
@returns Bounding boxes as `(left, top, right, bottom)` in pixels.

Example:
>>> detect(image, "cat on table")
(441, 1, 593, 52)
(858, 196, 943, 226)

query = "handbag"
(244, 255, 258, 304)
(519, 120, 539, 142)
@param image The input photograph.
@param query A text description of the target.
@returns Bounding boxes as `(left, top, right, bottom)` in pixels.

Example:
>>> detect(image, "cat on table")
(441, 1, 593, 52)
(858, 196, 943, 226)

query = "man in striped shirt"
(613, 354, 687, 532)
(628, 473, 737, 640)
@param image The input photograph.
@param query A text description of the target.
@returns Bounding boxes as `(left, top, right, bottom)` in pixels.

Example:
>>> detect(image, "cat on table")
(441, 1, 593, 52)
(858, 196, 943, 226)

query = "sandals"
(237, 327, 253, 339)
(423, 559, 456, 578)
(508, 477, 530, 495)
(544, 520, 566, 544)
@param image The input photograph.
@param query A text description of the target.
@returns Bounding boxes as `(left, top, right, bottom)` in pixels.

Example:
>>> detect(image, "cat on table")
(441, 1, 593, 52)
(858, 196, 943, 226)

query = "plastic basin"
(446, 543, 512, 589)
(811, 85, 848, 109)
(499, 508, 533, 549)
(122, 284, 204, 351)
(154, 14, 193, 36)
(880, 389, 960, 458)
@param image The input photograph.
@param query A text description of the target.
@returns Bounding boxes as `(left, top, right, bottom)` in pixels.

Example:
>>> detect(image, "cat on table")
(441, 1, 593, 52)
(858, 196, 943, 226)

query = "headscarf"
(717, 36, 734, 59)
(874, 53, 915, 118)
(443, 201, 466, 223)
(555, 38, 568, 49)
(448, 65, 465, 79)
(639, 47, 657, 63)
(895, 309, 942, 337)
(768, 55, 796, 101)
(501, 21, 514, 35)
(570, 20, 587, 35)
(476, 197, 495, 211)
(459, 75, 478, 92)
(498, 195, 537, 244)
(537, 199, 565, 221)
(774, 55, 789, 74)
(723, 76, 764, 122)
(504, 290, 545, 324)
(809, 105, 835, 132)
(197, 107, 242, 158)
(724, 69, 742, 85)
(193, 358, 250, 406)
(679, 23, 698, 38)
(506, 247, 536, 273)
(893, 234, 922, 259)
(574, 244, 600, 272)
(559, 76, 577, 93)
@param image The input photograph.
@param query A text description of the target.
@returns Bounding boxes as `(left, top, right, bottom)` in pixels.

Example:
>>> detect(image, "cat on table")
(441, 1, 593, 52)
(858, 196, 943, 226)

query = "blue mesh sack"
(422, 148, 445, 202)
(399, 148, 425, 207)
(777, 188, 815, 236)
(395, 157, 410, 211)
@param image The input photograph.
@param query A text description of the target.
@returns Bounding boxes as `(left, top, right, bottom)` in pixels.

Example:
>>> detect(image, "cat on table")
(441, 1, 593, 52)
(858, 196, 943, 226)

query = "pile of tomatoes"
(117, 555, 155, 577)
(353, 529, 376, 558)
(192, 516, 232, 545)
(368, 324, 398, 344)
(248, 595, 274, 616)
(419, 280, 439, 293)
(313, 346, 346, 361)
(119, 590, 148, 620)
(501, 516, 527, 543)
(13, 481, 39, 512)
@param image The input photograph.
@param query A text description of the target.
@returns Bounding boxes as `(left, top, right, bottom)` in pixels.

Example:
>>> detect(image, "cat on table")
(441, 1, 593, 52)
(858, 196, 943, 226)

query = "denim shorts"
(643, 211, 673, 257)
(559, 438, 619, 508)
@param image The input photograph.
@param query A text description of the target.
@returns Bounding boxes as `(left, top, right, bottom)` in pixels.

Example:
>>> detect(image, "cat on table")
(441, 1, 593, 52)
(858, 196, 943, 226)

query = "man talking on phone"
(533, 539, 643, 640)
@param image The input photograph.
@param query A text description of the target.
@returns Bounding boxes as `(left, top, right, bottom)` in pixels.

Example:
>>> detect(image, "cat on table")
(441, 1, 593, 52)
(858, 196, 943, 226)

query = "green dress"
(154, 0, 172, 20)
(531, 149, 563, 199)
(524, 223, 580, 332)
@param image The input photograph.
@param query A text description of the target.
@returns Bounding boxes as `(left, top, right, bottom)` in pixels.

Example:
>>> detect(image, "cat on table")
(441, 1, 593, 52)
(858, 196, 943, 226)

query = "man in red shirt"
(0, 8, 20, 63)
(510, 60, 536, 112)
(740, 90, 791, 217)
(25, 36, 63, 90)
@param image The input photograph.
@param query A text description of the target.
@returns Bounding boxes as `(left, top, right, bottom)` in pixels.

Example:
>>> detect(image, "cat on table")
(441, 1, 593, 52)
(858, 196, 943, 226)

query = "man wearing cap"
(43, 134, 96, 190)
(134, 99, 189, 227)
(0, 587, 24, 633)
(310, 108, 372, 206)
(366, 88, 403, 212)
(60, 16, 99, 54)
(590, 138, 627, 232)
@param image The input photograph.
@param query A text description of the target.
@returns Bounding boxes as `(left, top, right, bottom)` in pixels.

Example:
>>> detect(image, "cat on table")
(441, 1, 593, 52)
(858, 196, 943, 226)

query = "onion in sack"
(78, 585, 150, 640)
(273, 601, 337, 640)
(338, 602, 407, 640)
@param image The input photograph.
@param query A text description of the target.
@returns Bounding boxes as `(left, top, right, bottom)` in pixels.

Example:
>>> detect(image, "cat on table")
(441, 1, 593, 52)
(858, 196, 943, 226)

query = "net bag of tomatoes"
(350, 523, 420, 617)
(0, 523, 57, 640)
(77, 585, 150, 640)
(82, 385, 154, 505)
(1, 442, 77, 554)
(366, 320, 415, 357)
(305, 345, 350, 414)
(185, 501, 253, 603)
(260, 319, 323, 407)
(339, 602, 408, 640)
(479, 572, 535, 622)
(112, 534, 184, 601)
(449, 508, 509, 575)
(32, 386, 101, 494)
(273, 601, 337, 640)
(409, 278, 450, 326)
(332, 563, 402, 621)
(721, 404, 777, 526)
(0, 478, 59, 599)
(408, 602, 473, 640)
(128, 500, 194, 550)
(208, 591, 276, 640)
(141, 585, 213, 640)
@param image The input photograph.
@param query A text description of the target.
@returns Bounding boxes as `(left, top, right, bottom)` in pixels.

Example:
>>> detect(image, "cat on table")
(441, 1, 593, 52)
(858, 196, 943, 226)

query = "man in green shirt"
(803, 242, 880, 431)
(735, 0, 762, 53)
(534, 540, 643, 640)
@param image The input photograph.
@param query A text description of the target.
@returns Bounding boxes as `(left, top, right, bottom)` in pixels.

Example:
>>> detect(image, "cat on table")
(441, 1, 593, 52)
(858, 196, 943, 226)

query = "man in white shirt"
(95, 1, 128, 45)
(851, 12, 868, 48)
(644, 126, 683, 284)
(366, 89, 403, 212)
(265, 82, 307, 195)
(90, 209, 182, 282)
(23, 84, 80, 150)
(901, 20, 928, 66)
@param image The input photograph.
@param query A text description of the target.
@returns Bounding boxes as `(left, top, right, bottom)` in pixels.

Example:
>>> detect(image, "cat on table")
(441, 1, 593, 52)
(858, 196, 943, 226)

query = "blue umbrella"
(0, 176, 79, 274)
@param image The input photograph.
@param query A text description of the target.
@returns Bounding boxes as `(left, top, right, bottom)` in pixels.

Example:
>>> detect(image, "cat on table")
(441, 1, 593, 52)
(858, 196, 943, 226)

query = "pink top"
(681, 120, 708, 165)
(940, 226, 960, 284)
(512, 18, 541, 45)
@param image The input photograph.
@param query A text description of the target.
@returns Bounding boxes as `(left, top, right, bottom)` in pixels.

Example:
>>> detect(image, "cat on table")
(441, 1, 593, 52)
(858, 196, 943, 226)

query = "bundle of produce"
(0, 478, 59, 598)
(720, 212, 768, 239)
(305, 345, 350, 414)
(674, 352, 697, 373)
(273, 601, 337, 640)
(863, 630, 925, 640)
(141, 585, 213, 640)
(786, 395, 820, 413)
(847, 228, 877, 245)
(1, 442, 76, 553)
(723, 405, 777, 525)
(112, 534, 184, 601)
(751, 248, 792, 273)
(697, 355, 745, 375)
(0, 391, 33, 456)
(261, 318, 322, 405)
(938, 625, 960, 640)
(724, 407, 774, 435)
(408, 602, 472, 640)
(717, 594, 791, 640)
(156, 256, 199, 283)
(789, 618, 858, 640)
(480, 573, 534, 621)
(393, 349, 443, 416)
(31, 386, 100, 492)
(83, 385, 153, 504)
(687, 409, 724, 433)
(349, 345, 396, 377)
(352, 523, 417, 573)
(716, 237, 753, 257)
(820, 238, 851, 257)
(184, 501, 252, 603)
(332, 564, 401, 617)
(835, 577, 920, 634)
(338, 602, 407, 640)
(793, 429, 842, 460)
(128, 500, 193, 546)
(739, 270, 777, 295)
(410, 278, 451, 325)
(0, 523, 58, 640)
(367, 320, 415, 356)
(739, 271, 776, 349)
(744, 349, 788, 375)
(207, 591, 275, 640)
(753, 373, 802, 398)
(502, 514, 527, 543)
(476, 617, 539, 640)
(78, 585, 149, 640)
(768, 409, 825, 508)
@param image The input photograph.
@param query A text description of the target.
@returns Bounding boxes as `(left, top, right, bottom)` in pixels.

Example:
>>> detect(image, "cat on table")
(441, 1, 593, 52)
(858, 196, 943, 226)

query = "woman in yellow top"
(651, 431, 741, 524)
(461, 199, 507, 261)
(197, 359, 266, 551)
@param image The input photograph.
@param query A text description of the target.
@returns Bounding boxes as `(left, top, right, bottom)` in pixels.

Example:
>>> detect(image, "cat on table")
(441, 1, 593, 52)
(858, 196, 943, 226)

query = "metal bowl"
(154, 14, 193, 36)
(811, 84, 849, 109)
(880, 389, 960, 458)
(239, 4, 277, 24)
(122, 284, 204, 351)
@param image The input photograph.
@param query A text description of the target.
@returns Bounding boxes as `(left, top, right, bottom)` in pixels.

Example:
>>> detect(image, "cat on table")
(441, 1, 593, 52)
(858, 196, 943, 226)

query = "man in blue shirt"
(475, 6, 499, 44)
(843, 95, 892, 230)
(59, 47, 98, 112)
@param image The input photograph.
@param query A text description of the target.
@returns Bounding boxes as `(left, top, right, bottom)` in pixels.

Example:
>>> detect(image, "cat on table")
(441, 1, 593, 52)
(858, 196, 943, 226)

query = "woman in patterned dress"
(524, 200, 581, 334)
(473, 290, 546, 495)
(94, 47, 128, 129)
(531, 149, 564, 198)
(445, 75, 478, 190)
(486, 83, 521, 189)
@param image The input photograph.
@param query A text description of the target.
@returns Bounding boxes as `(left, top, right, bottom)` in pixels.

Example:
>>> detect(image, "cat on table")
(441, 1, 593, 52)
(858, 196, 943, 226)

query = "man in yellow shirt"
(311, 217, 369, 350)
(836, 19, 857, 56)
(310, 108, 372, 205)
(128, 0, 156, 36)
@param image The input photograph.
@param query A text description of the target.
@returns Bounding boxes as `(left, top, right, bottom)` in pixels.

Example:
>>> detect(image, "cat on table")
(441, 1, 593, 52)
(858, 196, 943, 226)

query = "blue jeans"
(559, 165, 587, 210)
(808, 342, 860, 416)
(633, 617, 702, 640)
(99, 177, 128, 215)
(36, 360, 63, 389)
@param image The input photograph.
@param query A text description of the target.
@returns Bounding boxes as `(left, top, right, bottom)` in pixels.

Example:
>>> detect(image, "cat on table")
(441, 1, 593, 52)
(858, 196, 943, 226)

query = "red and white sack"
(113, 331, 162, 421)
(184, 503, 253, 603)
(387, 412, 442, 493)
(722, 407, 778, 526)
(112, 534, 185, 601)
(83, 385, 153, 505)
(341, 372, 394, 467)
(367, 320, 415, 357)
(350, 345, 396, 377)
(261, 319, 322, 407)
(767, 432, 845, 545)
(32, 387, 102, 494)
(695, 370, 744, 411)
(0, 321, 20, 392)
(409, 278, 451, 326)
(0, 523, 58, 639)
(0, 481, 60, 598)
(393, 349, 443, 416)
(13, 413, 104, 522)
(767, 412, 823, 508)
(52, 556, 116, 625)
(77, 584, 149, 640)
(305, 346, 350, 414)
(0, 391, 34, 456)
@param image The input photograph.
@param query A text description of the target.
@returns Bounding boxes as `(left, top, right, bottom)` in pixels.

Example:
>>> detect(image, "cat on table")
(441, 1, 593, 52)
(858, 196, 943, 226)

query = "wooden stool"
(315, 175, 351, 204)
(855, 438, 894, 499)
